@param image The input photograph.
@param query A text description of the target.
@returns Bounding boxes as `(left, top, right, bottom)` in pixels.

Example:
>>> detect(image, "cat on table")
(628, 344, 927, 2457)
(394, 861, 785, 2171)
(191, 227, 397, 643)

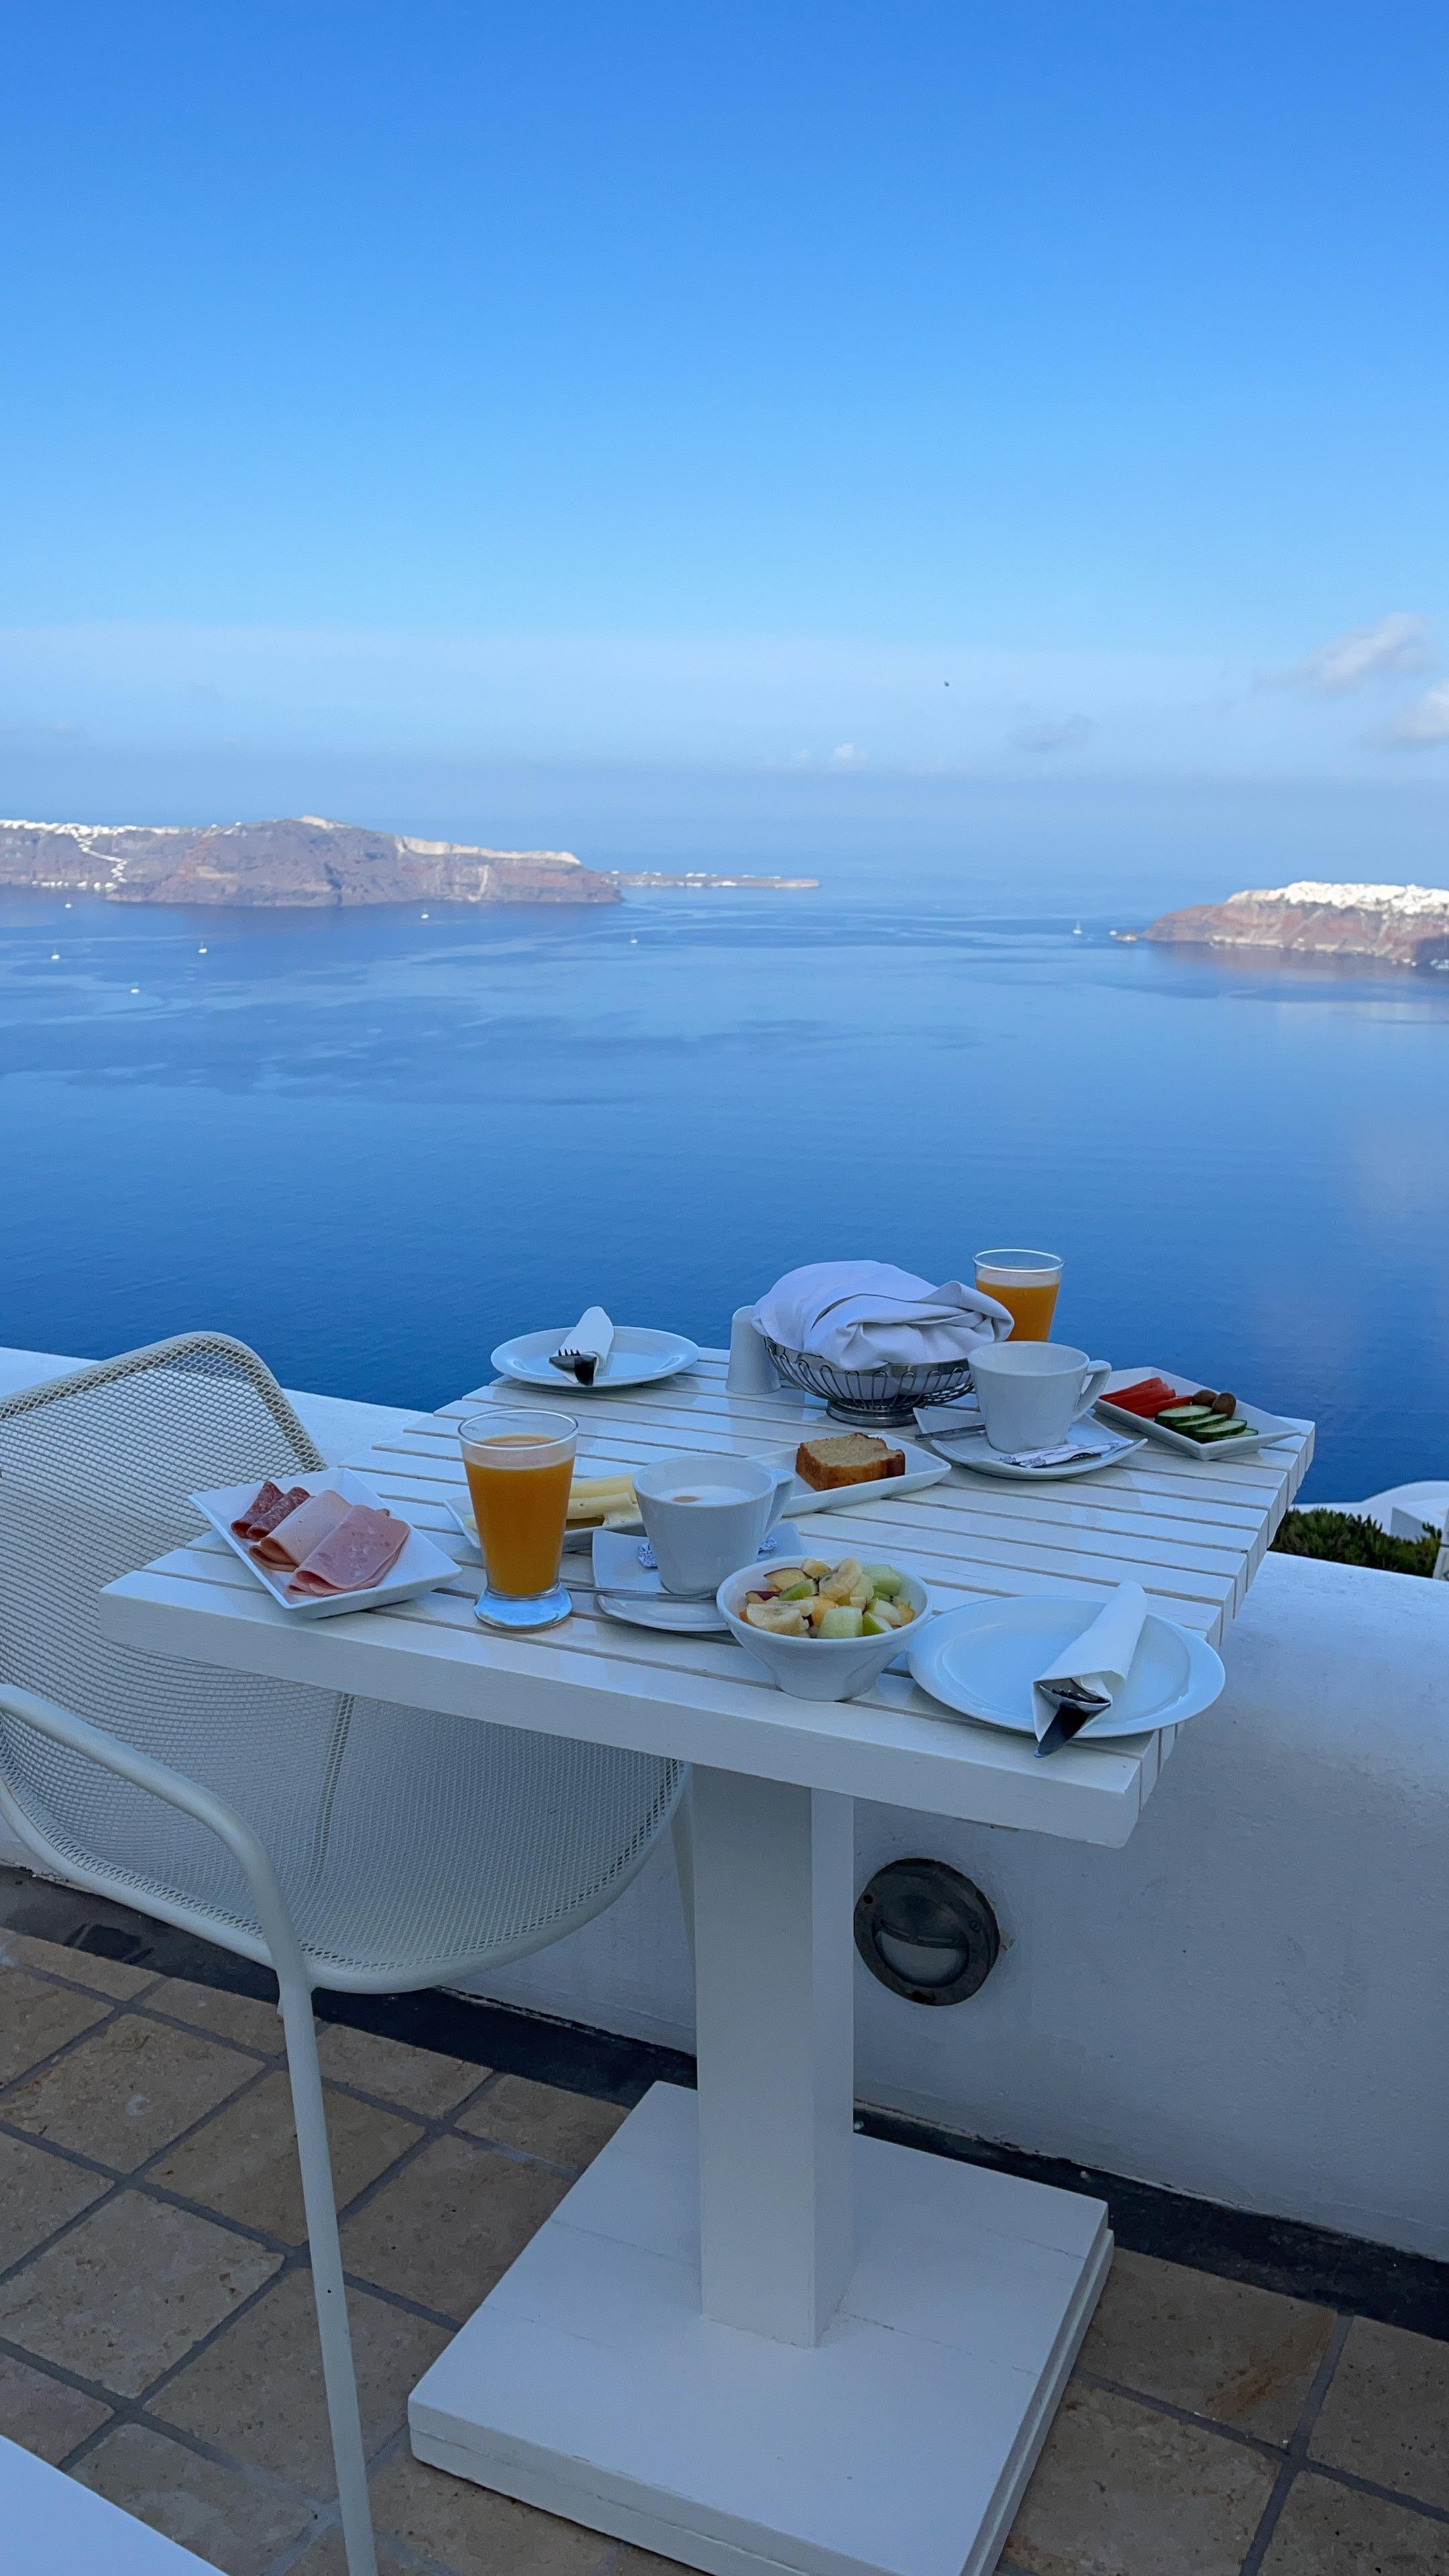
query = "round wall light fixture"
(854, 1859, 1000, 2006)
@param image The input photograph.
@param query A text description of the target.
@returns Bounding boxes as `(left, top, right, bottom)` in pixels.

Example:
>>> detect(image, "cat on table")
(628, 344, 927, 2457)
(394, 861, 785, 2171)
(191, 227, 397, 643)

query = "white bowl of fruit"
(718, 1554, 930, 1702)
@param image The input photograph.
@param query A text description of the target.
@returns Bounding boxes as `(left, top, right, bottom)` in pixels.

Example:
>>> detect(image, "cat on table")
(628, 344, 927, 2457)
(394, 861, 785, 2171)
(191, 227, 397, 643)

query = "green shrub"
(1271, 1508, 1441, 1576)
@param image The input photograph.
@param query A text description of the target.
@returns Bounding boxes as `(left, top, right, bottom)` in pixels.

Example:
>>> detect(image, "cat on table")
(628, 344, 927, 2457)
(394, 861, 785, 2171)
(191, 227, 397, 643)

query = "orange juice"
(974, 1250, 1062, 1343)
(465, 1440, 574, 1595)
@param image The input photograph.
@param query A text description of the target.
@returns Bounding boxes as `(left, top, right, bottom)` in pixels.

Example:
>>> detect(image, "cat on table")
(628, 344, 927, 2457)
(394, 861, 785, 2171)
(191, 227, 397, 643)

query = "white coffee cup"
(969, 1342, 1112, 1453)
(635, 1452, 791, 1595)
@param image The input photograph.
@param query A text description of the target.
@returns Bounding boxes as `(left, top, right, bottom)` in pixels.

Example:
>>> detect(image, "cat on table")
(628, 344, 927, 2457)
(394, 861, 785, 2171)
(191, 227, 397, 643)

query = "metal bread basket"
(758, 1336, 977, 1428)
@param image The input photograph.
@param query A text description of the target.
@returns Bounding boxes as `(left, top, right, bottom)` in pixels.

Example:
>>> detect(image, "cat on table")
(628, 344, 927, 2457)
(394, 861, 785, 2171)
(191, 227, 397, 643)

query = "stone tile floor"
(1, 1926, 1446, 2576)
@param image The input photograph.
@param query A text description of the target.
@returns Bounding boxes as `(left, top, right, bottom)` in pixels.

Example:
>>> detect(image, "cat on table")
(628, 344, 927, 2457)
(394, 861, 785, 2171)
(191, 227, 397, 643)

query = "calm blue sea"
(3, 861, 1446, 1503)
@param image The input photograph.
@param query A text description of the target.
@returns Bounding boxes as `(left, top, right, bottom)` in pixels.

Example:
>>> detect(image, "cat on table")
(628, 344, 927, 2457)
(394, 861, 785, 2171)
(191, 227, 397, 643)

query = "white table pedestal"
(411, 1770, 1111, 2576)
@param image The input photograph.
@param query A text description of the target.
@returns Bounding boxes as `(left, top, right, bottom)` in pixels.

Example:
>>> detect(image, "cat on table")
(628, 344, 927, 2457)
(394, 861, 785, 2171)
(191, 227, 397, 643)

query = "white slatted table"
(100, 1350, 1311, 2576)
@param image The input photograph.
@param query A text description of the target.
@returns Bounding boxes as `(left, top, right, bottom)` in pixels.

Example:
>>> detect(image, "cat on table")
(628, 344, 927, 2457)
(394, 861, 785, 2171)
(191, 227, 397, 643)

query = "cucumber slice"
(1159, 1405, 1214, 1426)
(1191, 1417, 1250, 1440)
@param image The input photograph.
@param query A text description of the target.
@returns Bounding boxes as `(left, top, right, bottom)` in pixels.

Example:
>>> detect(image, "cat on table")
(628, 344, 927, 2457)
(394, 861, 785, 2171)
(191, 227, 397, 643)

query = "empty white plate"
(490, 1326, 700, 1391)
(907, 1594, 1224, 1740)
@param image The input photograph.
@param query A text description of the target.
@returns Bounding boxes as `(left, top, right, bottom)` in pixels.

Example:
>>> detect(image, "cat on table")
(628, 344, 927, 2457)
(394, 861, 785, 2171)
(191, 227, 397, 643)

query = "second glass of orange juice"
(459, 1409, 577, 1629)
(974, 1248, 1063, 1342)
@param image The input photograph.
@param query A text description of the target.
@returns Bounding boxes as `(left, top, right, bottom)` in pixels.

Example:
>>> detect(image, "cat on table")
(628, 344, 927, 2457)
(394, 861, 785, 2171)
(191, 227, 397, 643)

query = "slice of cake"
(795, 1433, 906, 1491)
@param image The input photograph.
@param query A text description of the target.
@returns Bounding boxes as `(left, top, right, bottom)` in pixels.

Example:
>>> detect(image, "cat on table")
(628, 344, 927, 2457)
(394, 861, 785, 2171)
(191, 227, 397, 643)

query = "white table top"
(100, 1352, 1311, 1851)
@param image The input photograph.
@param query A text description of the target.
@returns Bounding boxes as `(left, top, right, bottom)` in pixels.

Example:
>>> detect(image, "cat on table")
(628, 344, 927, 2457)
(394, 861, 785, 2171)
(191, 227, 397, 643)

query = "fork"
(549, 1345, 599, 1385)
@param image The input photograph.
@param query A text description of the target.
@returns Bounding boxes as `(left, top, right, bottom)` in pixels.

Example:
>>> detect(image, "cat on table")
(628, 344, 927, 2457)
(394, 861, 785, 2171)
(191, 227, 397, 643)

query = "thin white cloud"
(1381, 682, 1449, 748)
(829, 742, 865, 765)
(1264, 612, 1434, 695)
(1012, 714, 1094, 755)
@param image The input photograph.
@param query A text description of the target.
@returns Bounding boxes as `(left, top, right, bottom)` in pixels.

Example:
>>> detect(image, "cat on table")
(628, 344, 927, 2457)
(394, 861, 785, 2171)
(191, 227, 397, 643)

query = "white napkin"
(1032, 1583, 1148, 1747)
(755, 1262, 1012, 1369)
(568, 1306, 614, 1364)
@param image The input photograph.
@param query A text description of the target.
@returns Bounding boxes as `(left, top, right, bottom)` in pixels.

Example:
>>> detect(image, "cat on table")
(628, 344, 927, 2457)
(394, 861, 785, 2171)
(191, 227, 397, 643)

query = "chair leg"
(671, 1774, 696, 1982)
(278, 1978, 379, 2576)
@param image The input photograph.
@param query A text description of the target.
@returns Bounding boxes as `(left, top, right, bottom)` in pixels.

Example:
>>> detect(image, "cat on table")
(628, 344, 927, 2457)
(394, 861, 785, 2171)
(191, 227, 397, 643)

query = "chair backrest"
(0, 1334, 355, 1937)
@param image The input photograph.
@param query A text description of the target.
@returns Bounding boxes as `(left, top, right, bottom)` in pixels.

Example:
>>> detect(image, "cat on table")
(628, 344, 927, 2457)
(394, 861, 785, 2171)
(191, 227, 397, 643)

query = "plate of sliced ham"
(193, 1469, 458, 1621)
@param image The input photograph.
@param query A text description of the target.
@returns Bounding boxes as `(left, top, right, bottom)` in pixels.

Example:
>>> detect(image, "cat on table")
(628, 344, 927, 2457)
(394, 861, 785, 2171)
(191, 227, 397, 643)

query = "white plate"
(445, 1493, 643, 1562)
(490, 1326, 701, 1392)
(767, 1437, 952, 1515)
(907, 1595, 1224, 1741)
(921, 1428, 1145, 1482)
(193, 1471, 456, 1622)
(1095, 1369, 1300, 1461)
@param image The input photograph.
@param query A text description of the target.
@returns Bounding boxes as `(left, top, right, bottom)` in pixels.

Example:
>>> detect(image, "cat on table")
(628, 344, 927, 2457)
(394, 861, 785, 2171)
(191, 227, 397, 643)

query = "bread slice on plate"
(796, 1432, 906, 1491)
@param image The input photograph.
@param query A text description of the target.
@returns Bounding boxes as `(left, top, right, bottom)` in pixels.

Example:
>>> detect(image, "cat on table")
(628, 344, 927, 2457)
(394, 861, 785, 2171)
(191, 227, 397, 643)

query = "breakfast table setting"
(98, 1248, 1313, 2576)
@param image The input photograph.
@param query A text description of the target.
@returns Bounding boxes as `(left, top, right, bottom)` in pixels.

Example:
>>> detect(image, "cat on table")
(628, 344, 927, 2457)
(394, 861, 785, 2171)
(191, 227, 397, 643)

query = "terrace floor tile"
(368, 2445, 613, 2576)
(0, 1966, 109, 2087)
(0, 2189, 281, 2396)
(1005, 2379, 1278, 2576)
(0, 2126, 111, 2271)
(456, 2072, 629, 2169)
(75, 2420, 315, 2576)
(0, 1927, 158, 1998)
(1309, 2315, 1449, 2512)
(152, 2069, 423, 2243)
(150, 1977, 286, 2056)
(4, 2014, 255, 2169)
(315, 2019, 484, 2117)
(1079, 2247, 1336, 2442)
(1259, 2471, 1449, 2572)
(154, 2266, 449, 2492)
(0, 2349, 112, 2463)
(340, 2131, 572, 2318)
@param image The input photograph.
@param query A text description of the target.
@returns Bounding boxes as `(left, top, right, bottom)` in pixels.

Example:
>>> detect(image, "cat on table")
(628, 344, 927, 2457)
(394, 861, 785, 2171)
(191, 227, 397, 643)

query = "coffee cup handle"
(765, 1465, 793, 1529)
(1077, 1360, 1113, 1414)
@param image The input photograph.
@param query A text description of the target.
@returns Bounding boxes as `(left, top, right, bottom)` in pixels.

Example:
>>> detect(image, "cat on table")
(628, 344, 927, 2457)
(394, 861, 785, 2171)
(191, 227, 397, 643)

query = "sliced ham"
(252, 1487, 352, 1568)
(231, 1480, 310, 1542)
(288, 1505, 410, 1598)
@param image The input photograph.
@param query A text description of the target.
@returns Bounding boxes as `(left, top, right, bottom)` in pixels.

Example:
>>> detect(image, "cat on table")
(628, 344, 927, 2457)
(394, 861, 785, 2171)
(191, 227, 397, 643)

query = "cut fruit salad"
(741, 1557, 915, 1639)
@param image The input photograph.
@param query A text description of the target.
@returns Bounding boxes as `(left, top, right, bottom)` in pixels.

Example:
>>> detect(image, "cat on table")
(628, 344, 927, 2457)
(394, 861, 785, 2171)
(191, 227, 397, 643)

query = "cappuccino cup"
(635, 1452, 791, 1595)
(969, 1342, 1112, 1454)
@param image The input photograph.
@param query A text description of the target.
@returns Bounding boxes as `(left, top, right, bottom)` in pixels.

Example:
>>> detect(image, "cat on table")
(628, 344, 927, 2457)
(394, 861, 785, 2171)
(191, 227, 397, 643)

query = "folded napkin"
(567, 1305, 614, 1364)
(1032, 1582, 1148, 1756)
(755, 1263, 1012, 1370)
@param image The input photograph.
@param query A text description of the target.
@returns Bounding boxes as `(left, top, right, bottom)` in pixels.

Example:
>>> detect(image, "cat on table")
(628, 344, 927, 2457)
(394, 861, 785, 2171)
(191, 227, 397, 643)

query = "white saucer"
(491, 1326, 700, 1393)
(907, 1595, 1224, 1740)
(921, 1429, 1144, 1481)
(592, 1521, 805, 1603)
(594, 1593, 732, 1635)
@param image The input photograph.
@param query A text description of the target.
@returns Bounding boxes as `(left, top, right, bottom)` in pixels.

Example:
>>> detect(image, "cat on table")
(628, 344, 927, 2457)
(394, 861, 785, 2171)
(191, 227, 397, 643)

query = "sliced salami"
(288, 1504, 410, 1597)
(231, 1480, 310, 1542)
(252, 1487, 352, 1567)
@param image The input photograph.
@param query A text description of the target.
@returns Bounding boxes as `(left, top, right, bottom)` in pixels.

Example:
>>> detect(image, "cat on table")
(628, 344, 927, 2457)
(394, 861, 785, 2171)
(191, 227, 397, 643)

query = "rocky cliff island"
(0, 816, 621, 909)
(1136, 881, 1449, 971)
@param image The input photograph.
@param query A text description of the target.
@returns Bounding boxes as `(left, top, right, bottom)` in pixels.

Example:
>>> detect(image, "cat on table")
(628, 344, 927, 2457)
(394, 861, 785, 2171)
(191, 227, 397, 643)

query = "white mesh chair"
(0, 1335, 685, 2576)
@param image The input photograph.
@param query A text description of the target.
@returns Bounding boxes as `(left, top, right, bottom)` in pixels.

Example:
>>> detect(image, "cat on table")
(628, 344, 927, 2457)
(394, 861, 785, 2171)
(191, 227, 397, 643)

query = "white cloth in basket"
(753, 1262, 1012, 1371)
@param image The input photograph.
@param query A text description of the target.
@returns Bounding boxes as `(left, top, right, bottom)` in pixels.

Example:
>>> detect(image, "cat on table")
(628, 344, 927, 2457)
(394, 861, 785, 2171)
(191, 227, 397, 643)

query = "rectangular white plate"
(767, 1437, 951, 1517)
(1095, 1371, 1299, 1461)
(193, 1470, 457, 1621)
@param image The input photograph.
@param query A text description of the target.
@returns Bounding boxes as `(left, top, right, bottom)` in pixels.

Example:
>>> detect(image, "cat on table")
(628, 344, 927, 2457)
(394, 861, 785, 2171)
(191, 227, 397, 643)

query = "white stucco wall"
(466, 1549, 1449, 2262)
(3, 1346, 1444, 2257)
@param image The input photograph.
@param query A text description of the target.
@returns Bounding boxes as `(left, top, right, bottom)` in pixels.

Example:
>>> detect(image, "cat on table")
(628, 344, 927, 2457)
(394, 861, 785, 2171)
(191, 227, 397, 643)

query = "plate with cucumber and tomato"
(1095, 1371, 1301, 1460)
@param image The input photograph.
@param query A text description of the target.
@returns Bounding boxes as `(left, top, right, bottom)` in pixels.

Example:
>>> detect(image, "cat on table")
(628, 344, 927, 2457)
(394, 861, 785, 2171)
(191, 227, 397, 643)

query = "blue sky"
(3, 1, 1448, 813)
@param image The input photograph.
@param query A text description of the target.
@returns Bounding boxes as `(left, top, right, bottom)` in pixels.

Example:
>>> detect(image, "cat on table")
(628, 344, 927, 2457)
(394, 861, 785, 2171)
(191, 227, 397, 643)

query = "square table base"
(410, 2083, 1111, 2576)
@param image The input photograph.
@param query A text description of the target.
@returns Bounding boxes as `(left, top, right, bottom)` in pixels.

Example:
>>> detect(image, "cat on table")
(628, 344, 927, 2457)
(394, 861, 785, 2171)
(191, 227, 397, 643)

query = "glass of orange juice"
(459, 1409, 577, 1629)
(974, 1248, 1063, 1342)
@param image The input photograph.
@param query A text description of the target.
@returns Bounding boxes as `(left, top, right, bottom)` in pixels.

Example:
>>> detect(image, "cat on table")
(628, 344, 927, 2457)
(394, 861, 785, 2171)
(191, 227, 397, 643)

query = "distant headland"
(0, 816, 817, 910)
(1120, 881, 1449, 971)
